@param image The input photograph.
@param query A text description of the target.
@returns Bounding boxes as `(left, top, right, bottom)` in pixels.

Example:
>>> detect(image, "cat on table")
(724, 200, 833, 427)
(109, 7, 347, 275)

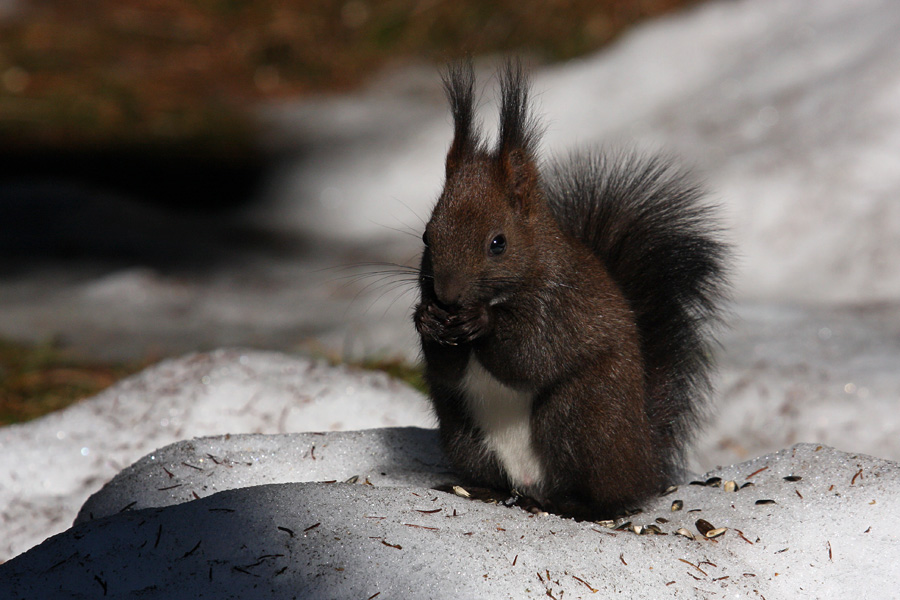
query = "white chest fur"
(460, 355, 545, 491)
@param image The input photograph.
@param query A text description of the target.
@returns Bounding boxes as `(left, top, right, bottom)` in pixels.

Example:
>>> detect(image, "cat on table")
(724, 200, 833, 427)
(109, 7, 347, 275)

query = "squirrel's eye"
(489, 234, 507, 256)
(422, 230, 429, 247)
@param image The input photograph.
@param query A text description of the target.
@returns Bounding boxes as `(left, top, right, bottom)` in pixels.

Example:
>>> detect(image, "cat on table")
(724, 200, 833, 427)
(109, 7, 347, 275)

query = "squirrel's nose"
(433, 273, 466, 308)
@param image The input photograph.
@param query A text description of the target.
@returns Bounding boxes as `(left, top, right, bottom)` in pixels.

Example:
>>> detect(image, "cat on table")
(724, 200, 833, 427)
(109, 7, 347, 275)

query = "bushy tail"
(544, 150, 730, 478)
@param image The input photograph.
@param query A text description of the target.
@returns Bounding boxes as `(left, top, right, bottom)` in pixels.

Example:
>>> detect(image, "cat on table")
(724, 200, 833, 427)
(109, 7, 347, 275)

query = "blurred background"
(0, 0, 699, 425)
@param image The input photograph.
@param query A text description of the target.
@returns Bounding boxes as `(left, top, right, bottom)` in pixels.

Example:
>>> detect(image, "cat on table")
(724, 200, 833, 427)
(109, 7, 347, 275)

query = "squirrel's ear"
(500, 148, 540, 207)
(443, 61, 480, 178)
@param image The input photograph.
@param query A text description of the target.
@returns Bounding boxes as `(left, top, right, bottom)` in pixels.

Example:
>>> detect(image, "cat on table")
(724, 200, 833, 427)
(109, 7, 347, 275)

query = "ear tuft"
(496, 60, 543, 206)
(497, 59, 541, 159)
(443, 60, 481, 178)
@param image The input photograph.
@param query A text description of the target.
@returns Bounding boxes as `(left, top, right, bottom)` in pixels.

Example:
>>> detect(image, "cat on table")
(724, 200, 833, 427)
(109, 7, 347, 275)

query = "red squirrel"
(413, 61, 729, 519)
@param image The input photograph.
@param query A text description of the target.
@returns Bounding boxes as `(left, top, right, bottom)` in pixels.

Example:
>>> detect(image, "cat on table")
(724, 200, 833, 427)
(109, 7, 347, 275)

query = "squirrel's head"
(420, 61, 549, 311)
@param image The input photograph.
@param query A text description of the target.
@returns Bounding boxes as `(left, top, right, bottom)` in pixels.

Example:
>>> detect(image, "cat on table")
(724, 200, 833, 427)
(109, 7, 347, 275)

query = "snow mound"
(76, 428, 448, 523)
(0, 349, 432, 561)
(1, 438, 896, 599)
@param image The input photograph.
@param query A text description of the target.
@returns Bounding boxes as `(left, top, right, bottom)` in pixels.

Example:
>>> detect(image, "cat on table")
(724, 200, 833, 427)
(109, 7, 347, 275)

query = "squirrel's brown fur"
(414, 61, 729, 518)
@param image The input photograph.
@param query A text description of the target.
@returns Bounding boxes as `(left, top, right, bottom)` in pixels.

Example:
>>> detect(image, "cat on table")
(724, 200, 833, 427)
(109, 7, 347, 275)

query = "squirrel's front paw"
(414, 302, 490, 345)
(414, 302, 452, 343)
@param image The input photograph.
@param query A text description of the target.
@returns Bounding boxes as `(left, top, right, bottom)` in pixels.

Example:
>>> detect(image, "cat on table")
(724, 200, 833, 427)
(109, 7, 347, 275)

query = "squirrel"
(413, 61, 729, 520)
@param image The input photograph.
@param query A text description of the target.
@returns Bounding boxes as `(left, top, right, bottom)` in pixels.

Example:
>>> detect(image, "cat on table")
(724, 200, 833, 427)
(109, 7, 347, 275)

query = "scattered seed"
(795, 489, 803, 499)
(783, 475, 802, 482)
(723, 480, 738, 492)
(662, 485, 678, 496)
(512, 555, 518, 566)
(656, 517, 669, 524)
(775, 547, 789, 554)
(695, 519, 714, 536)
(755, 499, 776, 505)
(368, 593, 381, 600)
(614, 521, 632, 531)
(706, 527, 727, 539)
(705, 477, 722, 487)
(713, 576, 730, 582)
(631, 524, 643, 535)
(676, 528, 695, 540)
(415, 508, 442, 514)
(303, 523, 321, 533)
(827, 540, 833, 561)
(381, 540, 402, 550)
(740, 482, 755, 489)
(595, 519, 616, 528)
(345, 475, 359, 484)
(689, 480, 706, 486)
(644, 524, 664, 535)
(671, 500, 684, 512)
(452, 485, 471, 498)
(619, 553, 627, 566)
(851, 469, 863, 485)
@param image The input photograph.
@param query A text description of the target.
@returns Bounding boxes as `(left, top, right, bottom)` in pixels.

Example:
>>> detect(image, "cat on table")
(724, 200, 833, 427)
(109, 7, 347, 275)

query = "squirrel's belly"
(460, 355, 544, 491)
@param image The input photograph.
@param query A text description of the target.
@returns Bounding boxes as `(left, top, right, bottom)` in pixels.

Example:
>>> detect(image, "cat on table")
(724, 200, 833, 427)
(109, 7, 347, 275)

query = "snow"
(0, 350, 432, 561)
(2, 0, 900, 595)
(2, 438, 897, 599)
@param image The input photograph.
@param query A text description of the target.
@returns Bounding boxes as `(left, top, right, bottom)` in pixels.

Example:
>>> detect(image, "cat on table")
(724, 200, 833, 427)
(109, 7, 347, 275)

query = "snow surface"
(0, 350, 432, 561)
(2, 0, 900, 595)
(2, 437, 897, 599)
